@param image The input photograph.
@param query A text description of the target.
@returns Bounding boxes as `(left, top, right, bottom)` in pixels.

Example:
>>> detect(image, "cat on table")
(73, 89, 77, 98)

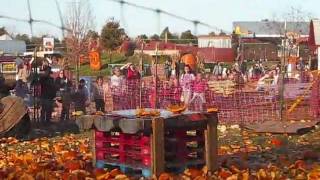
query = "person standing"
(92, 76, 107, 112)
(213, 62, 223, 78)
(171, 60, 180, 79)
(14, 79, 28, 100)
(164, 59, 172, 80)
(110, 67, 125, 110)
(121, 63, 140, 80)
(190, 73, 207, 111)
(0, 73, 10, 99)
(180, 65, 195, 108)
(121, 63, 141, 108)
(39, 67, 56, 124)
(17, 63, 30, 84)
(72, 79, 89, 114)
(298, 57, 305, 82)
(55, 70, 72, 121)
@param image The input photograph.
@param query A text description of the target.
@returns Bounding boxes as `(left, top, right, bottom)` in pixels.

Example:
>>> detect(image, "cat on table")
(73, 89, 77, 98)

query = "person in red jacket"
(121, 63, 141, 108)
(121, 63, 140, 80)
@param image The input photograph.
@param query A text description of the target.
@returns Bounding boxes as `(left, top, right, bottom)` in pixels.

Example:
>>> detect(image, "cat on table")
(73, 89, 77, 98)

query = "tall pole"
(155, 43, 159, 109)
(279, 22, 287, 122)
(32, 47, 39, 122)
(139, 42, 144, 108)
(241, 37, 244, 63)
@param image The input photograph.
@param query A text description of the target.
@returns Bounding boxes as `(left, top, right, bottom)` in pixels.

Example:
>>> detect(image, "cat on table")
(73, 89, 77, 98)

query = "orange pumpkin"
(218, 169, 232, 179)
(271, 138, 283, 147)
(167, 104, 186, 114)
(159, 173, 174, 180)
(184, 168, 203, 179)
(181, 54, 196, 70)
(89, 51, 101, 70)
(65, 160, 81, 171)
(110, 169, 122, 177)
(207, 107, 218, 113)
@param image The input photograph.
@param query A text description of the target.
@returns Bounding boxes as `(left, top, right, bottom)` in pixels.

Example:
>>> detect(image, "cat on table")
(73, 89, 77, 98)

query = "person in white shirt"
(110, 67, 125, 110)
(111, 67, 124, 88)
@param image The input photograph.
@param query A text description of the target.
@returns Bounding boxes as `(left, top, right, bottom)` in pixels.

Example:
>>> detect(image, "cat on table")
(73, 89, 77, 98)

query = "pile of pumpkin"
(167, 104, 186, 114)
(1, 134, 320, 179)
(156, 161, 320, 179)
(135, 108, 160, 117)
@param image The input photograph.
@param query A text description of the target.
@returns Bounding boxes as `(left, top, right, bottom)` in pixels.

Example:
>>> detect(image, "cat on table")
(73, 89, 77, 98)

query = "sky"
(0, 0, 319, 39)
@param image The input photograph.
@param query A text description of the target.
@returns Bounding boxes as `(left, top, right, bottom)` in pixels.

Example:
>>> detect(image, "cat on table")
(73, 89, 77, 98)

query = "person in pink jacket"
(180, 65, 195, 108)
(190, 73, 207, 111)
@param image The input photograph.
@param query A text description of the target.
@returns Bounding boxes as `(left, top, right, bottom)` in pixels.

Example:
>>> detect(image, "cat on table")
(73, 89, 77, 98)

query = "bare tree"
(64, 0, 95, 82)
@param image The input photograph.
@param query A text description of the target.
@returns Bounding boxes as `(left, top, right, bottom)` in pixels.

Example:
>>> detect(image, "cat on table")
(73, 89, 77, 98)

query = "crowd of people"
(2, 57, 312, 124)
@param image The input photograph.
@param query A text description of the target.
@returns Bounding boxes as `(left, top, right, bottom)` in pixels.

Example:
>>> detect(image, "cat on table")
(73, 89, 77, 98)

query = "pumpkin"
(149, 109, 160, 116)
(114, 174, 129, 180)
(218, 169, 232, 179)
(308, 170, 320, 180)
(89, 51, 101, 70)
(95, 111, 104, 116)
(65, 160, 81, 171)
(72, 111, 84, 116)
(110, 169, 122, 177)
(184, 168, 203, 179)
(159, 173, 174, 180)
(167, 104, 186, 114)
(207, 107, 218, 113)
(181, 54, 196, 70)
(135, 108, 160, 117)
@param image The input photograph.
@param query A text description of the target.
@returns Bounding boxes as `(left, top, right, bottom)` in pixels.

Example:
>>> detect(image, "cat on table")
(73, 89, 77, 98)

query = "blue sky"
(0, 0, 319, 39)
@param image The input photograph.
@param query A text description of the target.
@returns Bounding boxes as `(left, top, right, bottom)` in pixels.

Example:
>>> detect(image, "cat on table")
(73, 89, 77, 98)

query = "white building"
(0, 34, 26, 55)
(197, 35, 232, 48)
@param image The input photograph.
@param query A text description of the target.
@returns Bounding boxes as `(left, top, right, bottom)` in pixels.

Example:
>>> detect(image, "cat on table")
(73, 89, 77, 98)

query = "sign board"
(1, 62, 17, 74)
(43, 37, 54, 51)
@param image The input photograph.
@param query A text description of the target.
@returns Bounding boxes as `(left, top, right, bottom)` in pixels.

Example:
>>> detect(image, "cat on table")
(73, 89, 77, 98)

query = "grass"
(73, 52, 154, 77)
(73, 52, 125, 77)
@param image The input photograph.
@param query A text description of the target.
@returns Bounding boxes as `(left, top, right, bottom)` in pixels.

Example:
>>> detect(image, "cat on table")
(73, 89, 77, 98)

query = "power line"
(106, 0, 228, 33)
(0, 0, 227, 39)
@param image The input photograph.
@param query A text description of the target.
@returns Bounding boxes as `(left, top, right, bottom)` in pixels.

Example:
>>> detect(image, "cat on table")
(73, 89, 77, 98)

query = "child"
(149, 75, 160, 109)
(190, 73, 207, 111)
(171, 78, 182, 105)
(180, 65, 195, 107)
(161, 81, 171, 108)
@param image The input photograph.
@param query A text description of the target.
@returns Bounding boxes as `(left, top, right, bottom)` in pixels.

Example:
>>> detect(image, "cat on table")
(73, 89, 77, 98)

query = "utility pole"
(155, 43, 159, 109)
(32, 47, 39, 123)
(279, 21, 287, 123)
(139, 42, 144, 108)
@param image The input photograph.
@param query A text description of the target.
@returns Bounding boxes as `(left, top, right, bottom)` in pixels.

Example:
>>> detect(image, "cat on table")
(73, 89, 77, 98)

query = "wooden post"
(152, 117, 165, 176)
(205, 113, 218, 174)
(91, 129, 96, 167)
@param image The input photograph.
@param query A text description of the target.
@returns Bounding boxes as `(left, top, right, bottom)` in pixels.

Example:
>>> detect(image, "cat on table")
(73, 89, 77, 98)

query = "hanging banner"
(89, 51, 101, 70)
